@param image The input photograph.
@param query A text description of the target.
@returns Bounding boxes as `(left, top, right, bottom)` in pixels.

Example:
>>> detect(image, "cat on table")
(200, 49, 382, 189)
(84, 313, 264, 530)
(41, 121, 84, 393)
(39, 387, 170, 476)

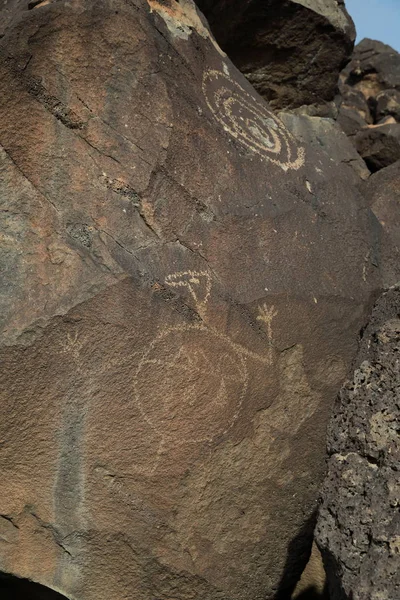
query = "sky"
(345, 0, 400, 52)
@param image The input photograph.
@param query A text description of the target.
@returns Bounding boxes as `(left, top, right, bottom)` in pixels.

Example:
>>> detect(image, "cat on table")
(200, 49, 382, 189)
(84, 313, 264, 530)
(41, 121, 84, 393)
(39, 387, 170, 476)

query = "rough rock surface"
(337, 87, 373, 137)
(195, 0, 355, 110)
(364, 160, 400, 288)
(0, 0, 386, 599)
(374, 88, 400, 123)
(338, 38, 400, 171)
(316, 287, 400, 600)
(354, 122, 400, 172)
(279, 112, 370, 181)
(342, 39, 400, 99)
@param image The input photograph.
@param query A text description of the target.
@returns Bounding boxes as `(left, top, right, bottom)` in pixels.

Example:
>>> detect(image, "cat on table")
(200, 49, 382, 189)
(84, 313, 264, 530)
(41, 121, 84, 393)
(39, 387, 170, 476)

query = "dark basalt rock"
(195, 0, 355, 110)
(374, 88, 400, 123)
(364, 160, 400, 287)
(337, 39, 400, 171)
(354, 122, 400, 172)
(316, 287, 400, 600)
(279, 111, 370, 181)
(337, 87, 373, 137)
(343, 38, 400, 97)
(0, 1, 393, 599)
(337, 106, 368, 138)
(0, 0, 28, 38)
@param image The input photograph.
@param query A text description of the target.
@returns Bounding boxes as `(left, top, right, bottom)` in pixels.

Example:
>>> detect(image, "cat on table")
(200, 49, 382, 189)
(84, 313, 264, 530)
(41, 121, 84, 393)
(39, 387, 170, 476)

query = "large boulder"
(338, 39, 400, 171)
(374, 88, 400, 124)
(0, 0, 385, 599)
(354, 122, 400, 172)
(364, 160, 400, 287)
(342, 39, 400, 100)
(316, 288, 400, 600)
(195, 0, 356, 110)
(337, 87, 373, 137)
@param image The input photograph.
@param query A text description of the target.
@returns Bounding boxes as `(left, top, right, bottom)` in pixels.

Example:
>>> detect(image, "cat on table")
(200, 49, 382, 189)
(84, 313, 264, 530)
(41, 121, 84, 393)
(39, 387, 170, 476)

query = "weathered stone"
(195, 0, 355, 110)
(364, 160, 400, 287)
(0, 1, 386, 599)
(0, 0, 28, 38)
(341, 87, 373, 120)
(289, 99, 340, 120)
(316, 287, 400, 600)
(342, 38, 400, 101)
(280, 112, 371, 181)
(337, 106, 368, 137)
(354, 122, 400, 172)
(374, 88, 400, 123)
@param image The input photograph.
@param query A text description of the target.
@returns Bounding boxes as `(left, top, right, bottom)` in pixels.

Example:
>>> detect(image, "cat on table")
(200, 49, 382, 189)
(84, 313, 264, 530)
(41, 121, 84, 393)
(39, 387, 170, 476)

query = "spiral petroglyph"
(202, 68, 305, 171)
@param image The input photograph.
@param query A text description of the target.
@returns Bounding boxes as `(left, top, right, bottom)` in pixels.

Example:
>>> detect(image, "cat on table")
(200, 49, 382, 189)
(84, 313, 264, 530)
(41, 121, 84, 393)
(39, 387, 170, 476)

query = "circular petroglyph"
(202, 68, 305, 171)
(133, 324, 248, 445)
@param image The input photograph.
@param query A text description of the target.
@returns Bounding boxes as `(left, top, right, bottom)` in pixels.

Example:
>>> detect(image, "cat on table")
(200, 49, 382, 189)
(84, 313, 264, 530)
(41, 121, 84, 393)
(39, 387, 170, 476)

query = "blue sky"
(345, 0, 400, 51)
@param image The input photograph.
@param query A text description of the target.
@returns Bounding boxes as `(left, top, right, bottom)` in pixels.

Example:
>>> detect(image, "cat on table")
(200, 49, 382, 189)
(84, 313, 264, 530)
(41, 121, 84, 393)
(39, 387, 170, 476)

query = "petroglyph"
(257, 304, 278, 366)
(202, 69, 305, 171)
(131, 272, 276, 474)
(134, 323, 248, 445)
(63, 330, 84, 362)
(165, 270, 212, 318)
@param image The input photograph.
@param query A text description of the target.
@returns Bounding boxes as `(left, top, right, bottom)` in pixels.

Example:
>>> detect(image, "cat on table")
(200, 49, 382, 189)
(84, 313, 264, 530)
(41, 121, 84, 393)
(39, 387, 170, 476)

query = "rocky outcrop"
(342, 39, 400, 99)
(364, 160, 400, 287)
(338, 38, 400, 171)
(354, 122, 400, 172)
(195, 0, 355, 110)
(0, 1, 392, 600)
(316, 287, 400, 600)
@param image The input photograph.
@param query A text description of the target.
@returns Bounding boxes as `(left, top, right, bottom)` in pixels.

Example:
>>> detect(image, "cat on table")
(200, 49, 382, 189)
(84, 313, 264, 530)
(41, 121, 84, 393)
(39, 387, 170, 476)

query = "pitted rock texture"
(195, 0, 355, 110)
(0, 0, 387, 599)
(316, 287, 400, 600)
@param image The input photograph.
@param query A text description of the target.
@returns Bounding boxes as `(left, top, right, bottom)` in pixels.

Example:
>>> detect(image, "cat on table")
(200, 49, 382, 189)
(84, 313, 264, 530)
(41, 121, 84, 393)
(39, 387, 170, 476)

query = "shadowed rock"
(0, 572, 69, 600)
(338, 39, 400, 171)
(364, 160, 400, 287)
(374, 88, 400, 123)
(342, 38, 400, 99)
(354, 122, 400, 172)
(195, 0, 356, 110)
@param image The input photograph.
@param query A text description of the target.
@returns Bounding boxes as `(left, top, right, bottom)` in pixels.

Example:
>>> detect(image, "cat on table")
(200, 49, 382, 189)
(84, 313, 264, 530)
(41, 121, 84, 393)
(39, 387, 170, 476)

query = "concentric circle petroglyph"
(202, 68, 305, 171)
(133, 323, 248, 445)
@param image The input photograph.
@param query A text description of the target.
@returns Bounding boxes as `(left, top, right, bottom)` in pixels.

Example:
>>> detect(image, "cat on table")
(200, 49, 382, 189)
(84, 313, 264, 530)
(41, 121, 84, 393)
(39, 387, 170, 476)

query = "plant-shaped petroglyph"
(257, 304, 278, 366)
(202, 68, 305, 171)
